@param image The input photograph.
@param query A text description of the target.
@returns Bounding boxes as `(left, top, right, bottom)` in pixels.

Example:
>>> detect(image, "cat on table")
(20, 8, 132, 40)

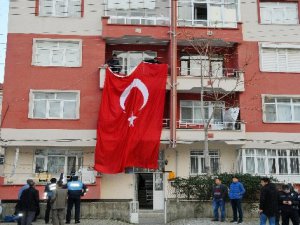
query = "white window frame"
(262, 94, 300, 123)
(113, 50, 157, 75)
(260, 2, 299, 25)
(32, 38, 82, 67)
(177, 0, 238, 28)
(33, 149, 83, 176)
(259, 43, 300, 73)
(28, 89, 80, 120)
(180, 100, 225, 124)
(190, 150, 220, 175)
(39, 0, 82, 18)
(241, 148, 300, 175)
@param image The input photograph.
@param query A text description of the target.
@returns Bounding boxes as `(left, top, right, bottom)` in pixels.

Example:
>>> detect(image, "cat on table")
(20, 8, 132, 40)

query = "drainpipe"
(170, 0, 177, 149)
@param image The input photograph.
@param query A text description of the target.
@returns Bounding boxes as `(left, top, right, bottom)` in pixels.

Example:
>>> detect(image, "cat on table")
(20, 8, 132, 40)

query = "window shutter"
(260, 6, 272, 24)
(287, 49, 300, 72)
(55, 0, 67, 17)
(285, 5, 298, 24)
(277, 49, 287, 72)
(65, 49, 80, 66)
(68, 0, 81, 17)
(39, 0, 53, 16)
(261, 48, 277, 72)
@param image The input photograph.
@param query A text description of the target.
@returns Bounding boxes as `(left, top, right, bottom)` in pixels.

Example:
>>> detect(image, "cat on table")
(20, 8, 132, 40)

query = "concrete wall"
(2, 201, 131, 222)
(100, 174, 134, 199)
(241, 0, 300, 42)
(8, 0, 104, 35)
(166, 199, 259, 222)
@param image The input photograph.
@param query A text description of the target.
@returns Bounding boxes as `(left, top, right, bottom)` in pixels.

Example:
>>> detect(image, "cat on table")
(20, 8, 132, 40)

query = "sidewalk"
(1, 218, 257, 225)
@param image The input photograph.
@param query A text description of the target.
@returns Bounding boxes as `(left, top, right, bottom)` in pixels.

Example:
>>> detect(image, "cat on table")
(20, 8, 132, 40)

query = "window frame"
(28, 89, 80, 120)
(180, 100, 225, 124)
(38, 0, 83, 18)
(262, 94, 300, 123)
(242, 148, 300, 175)
(32, 38, 83, 67)
(259, 43, 300, 73)
(190, 150, 220, 175)
(259, 1, 299, 25)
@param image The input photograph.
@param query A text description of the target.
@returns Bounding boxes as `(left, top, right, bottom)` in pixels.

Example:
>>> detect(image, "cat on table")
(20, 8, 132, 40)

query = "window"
(32, 39, 82, 67)
(180, 100, 224, 124)
(260, 43, 300, 72)
(34, 149, 83, 176)
(263, 96, 300, 123)
(242, 149, 300, 175)
(178, 0, 238, 28)
(180, 55, 223, 77)
(113, 51, 157, 74)
(39, 0, 81, 17)
(260, 2, 298, 25)
(29, 90, 80, 120)
(190, 150, 220, 175)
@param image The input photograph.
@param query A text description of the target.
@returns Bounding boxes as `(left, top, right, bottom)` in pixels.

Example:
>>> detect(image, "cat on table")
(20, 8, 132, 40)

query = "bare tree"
(178, 30, 253, 175)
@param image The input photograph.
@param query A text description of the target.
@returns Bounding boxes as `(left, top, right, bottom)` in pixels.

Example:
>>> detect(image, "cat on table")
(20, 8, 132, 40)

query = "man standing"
(19, 180, 40, 225)
(278, 184, 299, 225)
(44, 178, 57, 224)
(51, 181, 68, 225)
(229, 176, 245, 224)
(259, 177, 278, 225)
(66, 176, 87, 224)
(107, 53, 121, 73)
(212, 178, 228, 222)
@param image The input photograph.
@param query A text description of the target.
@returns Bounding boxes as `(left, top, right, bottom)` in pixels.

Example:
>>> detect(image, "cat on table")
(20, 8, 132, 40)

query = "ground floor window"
(190, 150, 219, 175)
(34, 149, 83, 176)
(241, 148, 300, 175)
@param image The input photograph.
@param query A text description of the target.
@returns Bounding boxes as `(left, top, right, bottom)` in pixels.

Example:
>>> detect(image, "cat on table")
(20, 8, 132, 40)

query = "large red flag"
(94, 62, 168, 174)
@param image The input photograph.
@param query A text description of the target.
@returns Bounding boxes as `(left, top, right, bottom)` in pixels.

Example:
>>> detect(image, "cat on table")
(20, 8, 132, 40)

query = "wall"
(8, 0, 104, 36)
(100, 174, 134, 200)
(241, 0, 300, 42)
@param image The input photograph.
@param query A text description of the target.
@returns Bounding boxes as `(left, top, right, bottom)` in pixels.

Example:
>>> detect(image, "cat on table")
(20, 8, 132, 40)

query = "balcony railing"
(108, 16, 170, 26)
(162, 118, 243, 131)
(179, 67, 244, 78)
(177, 19, 238, 28)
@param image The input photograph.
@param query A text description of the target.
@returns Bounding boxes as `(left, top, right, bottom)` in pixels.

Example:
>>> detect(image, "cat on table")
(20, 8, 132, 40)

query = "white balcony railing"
(179, 67, 244, 78)
(108, 16, 170, 26)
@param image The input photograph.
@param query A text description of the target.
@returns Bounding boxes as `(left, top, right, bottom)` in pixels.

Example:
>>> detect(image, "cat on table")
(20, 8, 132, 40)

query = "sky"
(0, 0, 9, 83)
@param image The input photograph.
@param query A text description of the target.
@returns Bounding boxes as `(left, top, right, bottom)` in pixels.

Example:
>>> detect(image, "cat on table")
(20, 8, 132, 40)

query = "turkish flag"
(94, 62, 168, 174)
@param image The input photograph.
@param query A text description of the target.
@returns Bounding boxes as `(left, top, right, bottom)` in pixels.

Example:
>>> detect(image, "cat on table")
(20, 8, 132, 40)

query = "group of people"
(212, 176, 245, 223)
(212, 176, 300, 225)
(16, 176, 87, 225)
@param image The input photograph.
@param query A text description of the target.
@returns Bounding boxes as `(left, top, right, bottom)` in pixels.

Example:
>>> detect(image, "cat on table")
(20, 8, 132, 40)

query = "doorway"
(137, 173, 153, 209)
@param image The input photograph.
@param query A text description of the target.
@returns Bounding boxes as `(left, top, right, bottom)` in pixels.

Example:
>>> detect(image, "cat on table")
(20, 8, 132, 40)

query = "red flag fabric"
(94, 62, 168, 174)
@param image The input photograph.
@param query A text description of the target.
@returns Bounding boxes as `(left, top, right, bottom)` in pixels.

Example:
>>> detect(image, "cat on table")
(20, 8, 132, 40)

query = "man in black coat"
(259, 177, 278, 225)
(19, 180, 40, 225)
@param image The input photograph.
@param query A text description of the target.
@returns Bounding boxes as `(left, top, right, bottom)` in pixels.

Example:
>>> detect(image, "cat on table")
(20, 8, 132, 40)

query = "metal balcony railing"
(162, 118, 243, 131)
(178, 67, 244, 78)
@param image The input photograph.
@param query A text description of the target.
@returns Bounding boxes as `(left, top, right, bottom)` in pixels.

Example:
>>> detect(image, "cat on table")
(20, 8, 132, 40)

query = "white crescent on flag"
(119, 78, 149, 112)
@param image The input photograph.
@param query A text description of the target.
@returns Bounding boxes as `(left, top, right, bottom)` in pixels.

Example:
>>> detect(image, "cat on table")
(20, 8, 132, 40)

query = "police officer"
(279, 184, 299, 225)
(66, 176, 87, 224)
(44, 178, 57, 224)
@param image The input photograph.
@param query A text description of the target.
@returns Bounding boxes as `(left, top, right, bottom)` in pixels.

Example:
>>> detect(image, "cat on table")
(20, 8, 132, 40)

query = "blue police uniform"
(66, 177, 86, 224)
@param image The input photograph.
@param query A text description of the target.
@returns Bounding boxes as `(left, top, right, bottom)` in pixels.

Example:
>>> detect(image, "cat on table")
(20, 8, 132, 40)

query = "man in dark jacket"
(259, 177, 278, 225)
(19, 180, 40, 225)
(212, 178, 228, 222)
(44, 178, 57, 224)
(278, 184, 299, 225)
(66, 176, 87, 224)
(107, 54, 121, 73)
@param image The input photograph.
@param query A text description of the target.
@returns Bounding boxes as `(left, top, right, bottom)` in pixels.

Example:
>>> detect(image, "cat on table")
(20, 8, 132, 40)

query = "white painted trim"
(260, 42, 300, 49)
(32, 38, 83, 67)
(28, 89, 80, 120)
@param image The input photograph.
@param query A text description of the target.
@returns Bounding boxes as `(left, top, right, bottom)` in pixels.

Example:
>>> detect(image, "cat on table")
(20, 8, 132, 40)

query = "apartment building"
(1, 0, 300, 212)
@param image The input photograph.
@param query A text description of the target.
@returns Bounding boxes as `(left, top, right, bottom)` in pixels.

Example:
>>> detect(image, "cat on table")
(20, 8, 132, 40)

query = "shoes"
(211, 218, 219, 221)
(238, 220, 243, 224)
(230, 220, 238, 223)
(75, 221, 80, 224)
(220, 219, 225, 222)
(65, 222, 70, 224)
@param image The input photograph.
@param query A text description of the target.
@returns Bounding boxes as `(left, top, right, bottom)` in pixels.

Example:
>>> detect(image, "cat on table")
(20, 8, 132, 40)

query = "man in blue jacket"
(229, 176, 246, 224)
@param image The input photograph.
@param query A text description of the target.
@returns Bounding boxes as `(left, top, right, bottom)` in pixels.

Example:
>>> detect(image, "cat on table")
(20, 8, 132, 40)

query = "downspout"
(170, 0, 177, 150)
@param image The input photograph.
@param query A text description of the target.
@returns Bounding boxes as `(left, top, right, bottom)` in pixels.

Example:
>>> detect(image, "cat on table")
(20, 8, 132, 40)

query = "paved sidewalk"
(1, 218, 257, 225)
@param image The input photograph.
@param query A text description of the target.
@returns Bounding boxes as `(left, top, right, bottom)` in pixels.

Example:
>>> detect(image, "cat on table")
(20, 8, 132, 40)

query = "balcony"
(167, 67, 245, 92)
(161, 119, 246, 144)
